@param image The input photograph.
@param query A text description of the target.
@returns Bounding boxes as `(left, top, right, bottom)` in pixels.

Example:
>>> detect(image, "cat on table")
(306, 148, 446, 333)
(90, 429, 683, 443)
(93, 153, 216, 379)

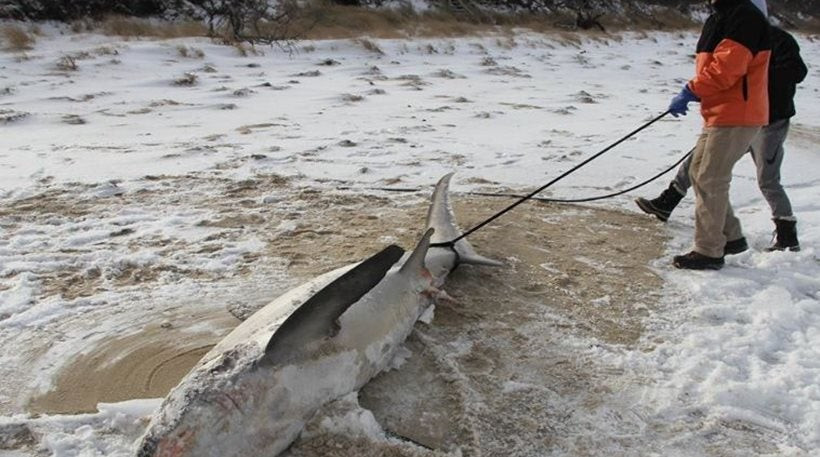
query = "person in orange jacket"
(636, 24, 808, 254)
(664, 0, 771, 270)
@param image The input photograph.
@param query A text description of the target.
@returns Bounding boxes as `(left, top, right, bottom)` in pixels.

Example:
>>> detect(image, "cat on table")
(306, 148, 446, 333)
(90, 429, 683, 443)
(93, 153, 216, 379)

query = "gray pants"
(671, 118, 795, 220)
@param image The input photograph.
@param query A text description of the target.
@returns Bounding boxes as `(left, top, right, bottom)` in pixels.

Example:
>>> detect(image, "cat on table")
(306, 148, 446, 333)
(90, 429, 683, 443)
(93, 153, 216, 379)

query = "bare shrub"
(56, 55, 79, 71)
(177, 45, 205, 58)
(230, 41, 263, 57)
(356, 38, 383, 55)
(200, 0, 308, 48)
(1, 24, 35, 51)
(296, 1, 410, 39)
(173, 72, 198, 86)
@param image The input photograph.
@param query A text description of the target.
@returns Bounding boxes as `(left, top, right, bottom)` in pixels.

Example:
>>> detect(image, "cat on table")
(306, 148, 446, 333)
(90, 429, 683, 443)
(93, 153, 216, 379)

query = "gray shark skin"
(134, 173, 501, 457)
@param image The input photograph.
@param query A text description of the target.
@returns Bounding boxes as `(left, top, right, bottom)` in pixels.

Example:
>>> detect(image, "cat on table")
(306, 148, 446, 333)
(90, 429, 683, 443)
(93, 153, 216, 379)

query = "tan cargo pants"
(689, 126, 761, 258)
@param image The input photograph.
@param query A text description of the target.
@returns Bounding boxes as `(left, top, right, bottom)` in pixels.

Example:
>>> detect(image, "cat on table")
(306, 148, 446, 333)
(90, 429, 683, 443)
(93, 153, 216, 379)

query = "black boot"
(767, 219, 800, 252)
(724, 237, 749, 255)
(635, 184, 684, 222)
(673, 251, 725, 270)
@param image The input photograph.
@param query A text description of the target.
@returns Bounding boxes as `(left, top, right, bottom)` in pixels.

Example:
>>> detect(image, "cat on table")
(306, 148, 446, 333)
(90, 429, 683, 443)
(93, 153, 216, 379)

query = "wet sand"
(27, 313, 238, 415)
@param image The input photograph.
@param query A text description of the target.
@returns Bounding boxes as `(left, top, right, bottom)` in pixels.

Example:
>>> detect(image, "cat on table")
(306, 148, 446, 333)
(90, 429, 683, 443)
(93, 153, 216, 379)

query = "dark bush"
(0, 0, 170, 20)
(0, 0, 816, 30)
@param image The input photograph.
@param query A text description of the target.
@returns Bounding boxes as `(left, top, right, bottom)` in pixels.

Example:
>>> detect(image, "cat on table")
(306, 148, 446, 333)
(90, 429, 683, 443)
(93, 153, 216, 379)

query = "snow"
(1, 22, 819, 456)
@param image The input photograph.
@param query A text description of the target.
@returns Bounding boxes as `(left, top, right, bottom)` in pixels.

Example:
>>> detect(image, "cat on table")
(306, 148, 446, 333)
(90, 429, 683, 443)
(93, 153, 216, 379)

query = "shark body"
(136, 174, 500, 457)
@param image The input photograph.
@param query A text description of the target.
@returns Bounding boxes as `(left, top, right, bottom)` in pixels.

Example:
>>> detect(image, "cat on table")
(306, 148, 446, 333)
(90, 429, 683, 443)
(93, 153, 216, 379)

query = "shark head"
(135, 345, 268, 457)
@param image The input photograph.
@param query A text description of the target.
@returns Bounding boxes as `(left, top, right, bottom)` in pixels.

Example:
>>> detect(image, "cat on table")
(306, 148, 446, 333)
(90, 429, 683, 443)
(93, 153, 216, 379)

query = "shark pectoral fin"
(263, 244, 405, 367)
(400, 228, 434, 276)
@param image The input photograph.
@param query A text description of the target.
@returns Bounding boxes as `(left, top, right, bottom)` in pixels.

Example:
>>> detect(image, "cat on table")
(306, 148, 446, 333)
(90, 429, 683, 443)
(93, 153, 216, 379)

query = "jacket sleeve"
(689, 38, 753, 98)
(773, 33, 809, 85)
(688, 6, 768, 99)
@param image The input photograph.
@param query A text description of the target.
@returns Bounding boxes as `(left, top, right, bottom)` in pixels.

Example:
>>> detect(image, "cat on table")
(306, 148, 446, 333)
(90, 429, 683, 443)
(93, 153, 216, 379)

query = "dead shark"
(135, 173, 501, 457)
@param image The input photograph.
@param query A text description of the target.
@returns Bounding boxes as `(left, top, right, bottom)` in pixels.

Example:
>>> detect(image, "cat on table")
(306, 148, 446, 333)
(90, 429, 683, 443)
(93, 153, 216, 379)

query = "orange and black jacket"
(688, 0, 771, 127)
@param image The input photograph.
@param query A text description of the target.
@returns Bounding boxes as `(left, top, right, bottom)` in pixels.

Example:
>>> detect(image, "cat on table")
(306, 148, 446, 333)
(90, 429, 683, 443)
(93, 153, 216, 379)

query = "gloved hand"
(668, 84, 700, 117)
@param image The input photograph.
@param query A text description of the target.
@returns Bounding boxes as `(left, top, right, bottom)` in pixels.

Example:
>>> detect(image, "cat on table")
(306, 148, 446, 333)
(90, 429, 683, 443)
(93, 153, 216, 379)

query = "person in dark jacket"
(642, 0, 771, 270)
(636, 24, 808, 253)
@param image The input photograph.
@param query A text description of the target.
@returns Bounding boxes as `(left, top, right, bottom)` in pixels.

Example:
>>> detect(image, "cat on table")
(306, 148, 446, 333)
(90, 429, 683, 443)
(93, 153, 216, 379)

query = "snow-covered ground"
(0, 25, 818, 456)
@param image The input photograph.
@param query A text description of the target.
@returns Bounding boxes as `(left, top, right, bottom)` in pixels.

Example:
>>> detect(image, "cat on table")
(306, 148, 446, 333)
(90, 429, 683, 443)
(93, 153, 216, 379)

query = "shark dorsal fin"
(400, 228, 434, 275)
(263, 244, 405, 366)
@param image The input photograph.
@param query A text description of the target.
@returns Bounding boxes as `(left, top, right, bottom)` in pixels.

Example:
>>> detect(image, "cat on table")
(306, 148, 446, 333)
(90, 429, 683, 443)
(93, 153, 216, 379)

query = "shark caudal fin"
(426, 173, 503, 267)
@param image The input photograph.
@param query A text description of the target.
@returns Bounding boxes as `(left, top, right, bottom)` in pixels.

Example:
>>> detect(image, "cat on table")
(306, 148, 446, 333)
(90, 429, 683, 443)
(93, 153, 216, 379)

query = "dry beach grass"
(1, 24, 36, 51)
(0, 3, 706, 49)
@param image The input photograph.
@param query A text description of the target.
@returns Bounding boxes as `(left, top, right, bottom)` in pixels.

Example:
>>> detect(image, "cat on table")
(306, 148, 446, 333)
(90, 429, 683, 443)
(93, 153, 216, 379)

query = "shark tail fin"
(454, 242, 504, 267)
(427, 173, 503, 268)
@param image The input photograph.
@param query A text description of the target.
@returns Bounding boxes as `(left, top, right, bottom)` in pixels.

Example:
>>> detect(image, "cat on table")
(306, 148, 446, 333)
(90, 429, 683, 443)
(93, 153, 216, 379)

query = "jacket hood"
(713, 0, 768, 18)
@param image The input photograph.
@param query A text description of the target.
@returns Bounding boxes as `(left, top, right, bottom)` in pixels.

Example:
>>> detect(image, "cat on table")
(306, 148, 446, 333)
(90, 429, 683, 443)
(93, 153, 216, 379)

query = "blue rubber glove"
(668, 84, 700, 117)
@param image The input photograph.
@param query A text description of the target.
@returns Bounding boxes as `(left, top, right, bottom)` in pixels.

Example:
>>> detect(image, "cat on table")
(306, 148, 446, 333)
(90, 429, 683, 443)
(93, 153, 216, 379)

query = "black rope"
(430, 110, 671, 248)
(467, 147, 693, 204)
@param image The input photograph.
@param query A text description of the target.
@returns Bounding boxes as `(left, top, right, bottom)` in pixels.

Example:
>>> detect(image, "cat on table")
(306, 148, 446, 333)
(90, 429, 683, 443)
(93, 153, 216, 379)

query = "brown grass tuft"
(355, 38, 384, 55)
(177, 45, 205, 58)
(173, 72, 198, 86)
(99, 16, 207, 39)
(230, 41, 264, 57)
(56, 55, 79, 71)
(2, 24, 36, 51)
